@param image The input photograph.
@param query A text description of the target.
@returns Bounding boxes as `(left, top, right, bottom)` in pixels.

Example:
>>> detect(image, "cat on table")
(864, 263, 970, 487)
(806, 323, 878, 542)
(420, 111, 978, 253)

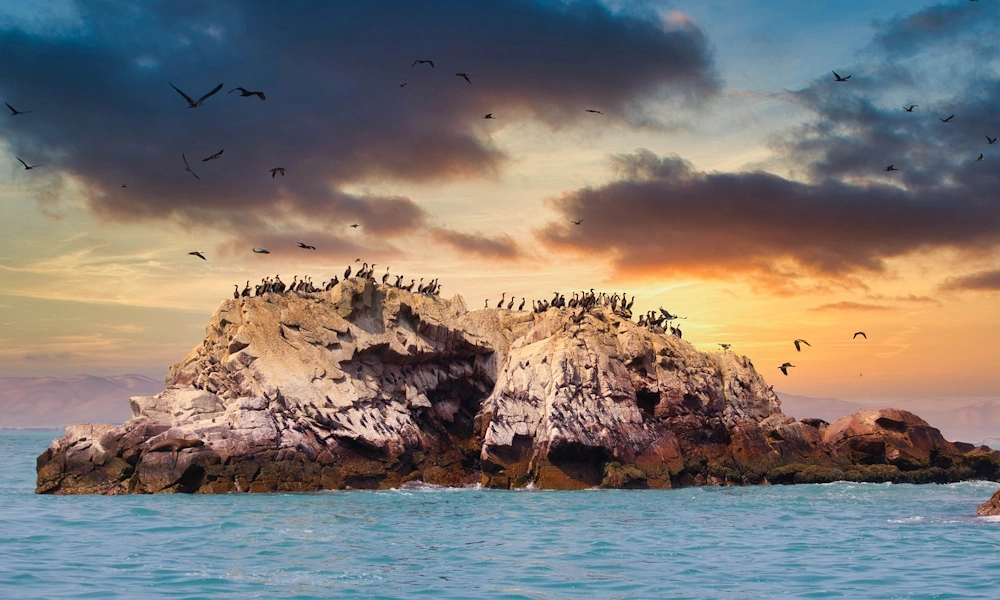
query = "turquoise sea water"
(3, 430, 1000, 599)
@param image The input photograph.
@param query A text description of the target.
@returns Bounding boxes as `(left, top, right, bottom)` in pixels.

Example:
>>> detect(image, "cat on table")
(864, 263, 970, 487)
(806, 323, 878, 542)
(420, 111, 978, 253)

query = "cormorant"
(202, 149, 223, 162)
(270, 167, 286, 177)
(252, 248, 270, 254)
(832, 71, 850, 82)
(518, 298, 525, 311)
(885, 165, 897, 171)
(585, 109, 603, 114)
(793, 339, 811, 352)
(412, 60, 434, 68)
(778, 363, 795, 376)
(297, 243, 316, 250)
(572, 219, 583, 225)
(5, 102, 30, 115)
(456, 72, 471, 84)
(169, 81, 224, 108)
(853, 331, 867, 339)
(229, 87, 266, 100)
(484, 113, 494, 119)
(988, 137, 997, 145)
(719, 343, 731, 350)
(497, 293, 506, 309)
(182, 154, 200, 180)
(506, 296, 514, 310)
(977, 153, 985, 162)
(344, 265, 352, 279)
(940, 115, 955, 122)
(188, 251, 207, 261)
(233, 285, 239, 299)
(903, 105, 917, 112)
(15, 157, 42, 170)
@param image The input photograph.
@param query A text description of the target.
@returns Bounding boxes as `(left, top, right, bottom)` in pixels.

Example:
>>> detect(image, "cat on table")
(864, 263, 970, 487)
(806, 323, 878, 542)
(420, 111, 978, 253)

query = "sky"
(0, 0, 998, 408)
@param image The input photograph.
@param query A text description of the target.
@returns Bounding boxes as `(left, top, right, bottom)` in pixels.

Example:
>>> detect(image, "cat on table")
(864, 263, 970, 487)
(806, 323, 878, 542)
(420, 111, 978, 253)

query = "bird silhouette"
(572, 219, 584, 225)
(350, 224, 359, 228)
(778, 363, 795, 376)
(15, 157, 42, 170)
(229, 87, 266, 100)
(182, 154, 200, 180)
(903, 105, 917, 112)
(5, 102, 30, 115)
(940, 115, 955, 122)
(793, 339, 811, 352)
(399, 82, 407, 87)
(202, 149, 223, 162)
(270, 167, 285, 177)
(586, 109, 603, 114)
(412, 60, 434, 68)
(719, 343, 731, 350)
(853, 331, 867, 339)
(252, 248, 271, 254)
(978, 153, 985, 162)
(484, 113, 494, 119)
(988, 137, 997, 145)
(169, 81, 224, 108)
(188, 251, 207, 261)
(885, 165, 898, 171)
(297, 243, 316, 250)
(832, 71, 851, 82)
(456, 72, 471, 84)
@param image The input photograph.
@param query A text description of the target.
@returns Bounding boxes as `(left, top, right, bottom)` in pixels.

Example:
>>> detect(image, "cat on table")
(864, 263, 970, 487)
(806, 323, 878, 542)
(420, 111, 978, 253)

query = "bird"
(484, 113, 494, 119)
(778, 363, 795, 376)
(853, 331, 867, 339)
(988, 137, 997, 145)
(719, 343, 731, 351)
(940, 115, 955, 122)
(229, 87, 265, 100)
(188, 251, 207, 261)
(518, 298, 525, 311)
(182, 154, 200, 180)
(885, 165, 898, 171)
(832, 71, 851, 82)
(120, 184, 127, 188)
(350, 224, 359, 228)
(903, 105, 917, 112)
(169, 81, 224, 108)
(456, 72, 471, 84)
(270, 167, 285, 177)
(5, 102, 30, 115)
(412, 60, 434, 68)
(572, 219, 584, 225)
(297, 243, 316, 250)
(252, 248, 271, 254)
(793, 339, 811, 352)
(586, 109, 603, 114)
(978, 153, 985, 162)
(15, 157, 42, 170)
(399, 82, 407, 88)
(202, 150, 223, 162)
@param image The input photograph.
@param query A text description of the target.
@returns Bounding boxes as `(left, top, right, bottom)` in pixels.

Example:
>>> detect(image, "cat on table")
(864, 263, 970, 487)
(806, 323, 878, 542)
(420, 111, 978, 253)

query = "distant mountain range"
(0, 375, 162, 429)
(778, 392, 1000, 448)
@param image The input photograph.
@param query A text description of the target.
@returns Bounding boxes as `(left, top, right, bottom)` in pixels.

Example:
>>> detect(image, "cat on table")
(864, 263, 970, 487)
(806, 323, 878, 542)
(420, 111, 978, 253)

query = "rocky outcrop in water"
(35, 279, 1000, 494)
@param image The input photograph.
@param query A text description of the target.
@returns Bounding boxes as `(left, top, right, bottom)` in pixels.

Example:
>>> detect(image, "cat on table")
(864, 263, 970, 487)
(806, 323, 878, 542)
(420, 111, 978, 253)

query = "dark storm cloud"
(538, 150, 1000, 280)
(0, 0, 717, 254)
(940, 270, 1000, 292)
(431, 228, 522, 260)
(872, 2, 993, 57)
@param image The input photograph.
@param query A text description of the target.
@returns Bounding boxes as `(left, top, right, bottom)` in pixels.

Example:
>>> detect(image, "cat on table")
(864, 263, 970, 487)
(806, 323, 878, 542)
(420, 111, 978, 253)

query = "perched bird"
(940, 115, 955, 122)
(853, 331, 867, 339)
(719, 343, 731, 351)
(182, 154, 200, 180)
(169, 81, 224, 108)
(188, 251, 207, 261)
(252, 248, 271, 254)
(793, 339, 811, 352)
(412, 60, 434, 68)
(832, 71, 851, 82)
(5, 102, 30, 115)
(229, 87, 265, 100)
(270, 167, 285, 177)
(350, 223, 359, 228)
(988, 137, 997, 145)
(903, 105, 917, 112)
(778, 362, 795, 376)
(484, 113, 494, 119)
(297, 242, 316, 250)
(978, 153, 985, 162)
(15, 157, 42, 170)
(585, 109, 603, 114)
(202, 149, 223, 162)
(885, 165, 898, 171)
(572, 219, 584, 225)
(456, 72, 471, 84)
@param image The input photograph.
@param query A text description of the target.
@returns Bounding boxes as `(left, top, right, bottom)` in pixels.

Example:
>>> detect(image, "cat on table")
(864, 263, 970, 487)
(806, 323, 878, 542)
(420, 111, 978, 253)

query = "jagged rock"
(35, 279, 1000, 494)
(978, 488, 1000, 516)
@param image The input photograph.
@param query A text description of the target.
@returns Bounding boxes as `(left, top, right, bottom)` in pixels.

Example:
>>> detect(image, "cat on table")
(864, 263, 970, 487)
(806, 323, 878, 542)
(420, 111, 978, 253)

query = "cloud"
(940, 269, 1000, 292)
(0, 0, 717, 255)
(809, 302, 892, 312)
(431, 228, 522, 260)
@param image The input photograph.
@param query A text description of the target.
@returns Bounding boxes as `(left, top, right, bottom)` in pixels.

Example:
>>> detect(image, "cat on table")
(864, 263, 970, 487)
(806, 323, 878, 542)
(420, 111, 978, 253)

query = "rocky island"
(36, 278, 1000, 494)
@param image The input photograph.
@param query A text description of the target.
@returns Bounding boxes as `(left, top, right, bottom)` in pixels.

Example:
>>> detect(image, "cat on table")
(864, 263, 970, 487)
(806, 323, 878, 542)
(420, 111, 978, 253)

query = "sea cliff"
(36, 279, 1000, 494)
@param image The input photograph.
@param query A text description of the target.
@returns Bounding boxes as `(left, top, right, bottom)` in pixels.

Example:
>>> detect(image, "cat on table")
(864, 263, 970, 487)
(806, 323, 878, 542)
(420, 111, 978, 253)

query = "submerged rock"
(35, 279, 1000, 494)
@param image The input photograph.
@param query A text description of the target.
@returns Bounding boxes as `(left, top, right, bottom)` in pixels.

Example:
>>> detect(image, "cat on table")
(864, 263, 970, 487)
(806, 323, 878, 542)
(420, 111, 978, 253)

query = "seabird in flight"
(270, 167, 285, 177)
(297, 243, 316, 250)
(832, 71, 851, 82)
(253, 248, 271, 254)
(988, 137, 997, 145)
(885, 165, 898, 171)
(456, 72, 471, 84)
(229, 87, 266, 100)
(484, 113, 494, 119)
(15, 157, 42, 170)
(5, 102, 30, 115)
(939, 115, 955, 122)
(169, 81, 224, 108)
(202, 150, 223, 162)
(350, 224, 359, 228)
(853, 331, 867, 339)
(586, 109, 603, 114)
(978, 153, 985, 162)
(188, 251, 207, 261)
(412, 60, 434, 68)
(793, 339, 811, 352)
(903, 105, 917, 112)
(572, 219, 584, 225)
(778, 362, 795, 376)
(182, 154, 200, 180)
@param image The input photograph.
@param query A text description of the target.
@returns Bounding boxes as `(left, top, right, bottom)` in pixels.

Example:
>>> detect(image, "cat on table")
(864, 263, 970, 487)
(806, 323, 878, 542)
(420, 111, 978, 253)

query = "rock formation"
(36, 279, 1000, 494)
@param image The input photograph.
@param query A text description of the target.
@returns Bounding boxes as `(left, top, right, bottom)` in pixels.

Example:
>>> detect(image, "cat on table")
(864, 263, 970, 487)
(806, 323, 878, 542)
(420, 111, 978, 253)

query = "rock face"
(978, 488, 1000, 516)
(36, 280, 1000, 494)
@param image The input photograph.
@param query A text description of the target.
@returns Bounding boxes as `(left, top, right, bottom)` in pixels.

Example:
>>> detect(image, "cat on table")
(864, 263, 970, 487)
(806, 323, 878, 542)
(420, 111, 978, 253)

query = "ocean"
(3, 430, 1000, 599)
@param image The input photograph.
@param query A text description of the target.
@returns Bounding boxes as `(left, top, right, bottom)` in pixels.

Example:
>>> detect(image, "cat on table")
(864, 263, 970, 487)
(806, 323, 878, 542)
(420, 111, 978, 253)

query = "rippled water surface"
(4, 430, 1000, 599)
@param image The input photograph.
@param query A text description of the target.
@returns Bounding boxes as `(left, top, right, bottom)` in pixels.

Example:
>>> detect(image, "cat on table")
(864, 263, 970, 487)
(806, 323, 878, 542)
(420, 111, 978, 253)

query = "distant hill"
(0, 375, 162, 428)
(777, 392, 1000, 448)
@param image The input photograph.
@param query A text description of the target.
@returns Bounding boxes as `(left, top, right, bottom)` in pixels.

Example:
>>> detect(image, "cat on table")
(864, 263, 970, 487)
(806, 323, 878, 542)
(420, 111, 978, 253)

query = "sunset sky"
(1, 1, 998, 408)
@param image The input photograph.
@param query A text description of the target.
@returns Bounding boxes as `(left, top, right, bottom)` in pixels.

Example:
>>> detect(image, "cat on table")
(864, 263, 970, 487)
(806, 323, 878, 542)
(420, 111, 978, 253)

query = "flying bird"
(586, 109, 603, 114)
(988, 137, 997, 145)
(572, 219, 584, 225)
(885, 165, 898, 171)
(297, 243, 316, 250)
(939, 115, 955, 122)
(456, 72, 471, 84)
(188, 251, 207, 261)
(484, 113, 494, 119)
(5, 102, 30, 115)
(793, 339, 811, 352)
(182, 154, 200, 180)
(252, 248, 271, 254)
(229, 87, 266, 100)
(15, 157, 42, 170)
(412, 60, 434, 68)
(399, 82, 407, 88)
(978, 153, 985, 162)
(778, 363, 795, 376)
(350, 224, 359, 228)
(202, 149, 224, 162)
(903, 105, 917, 112)
(270, 167, 285, 177)
(853, 331, 867, 339)
(169, 81, 224, 108)
(832, 71, 851, 82)
(659, 308, 685, 320)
